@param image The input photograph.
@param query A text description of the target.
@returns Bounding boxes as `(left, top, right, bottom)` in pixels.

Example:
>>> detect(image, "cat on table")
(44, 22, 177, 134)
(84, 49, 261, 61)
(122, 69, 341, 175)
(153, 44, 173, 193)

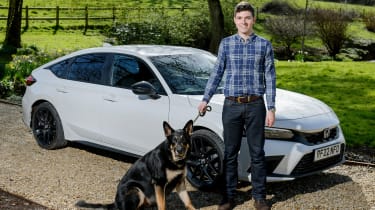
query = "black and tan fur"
(75, 120, 196, 210)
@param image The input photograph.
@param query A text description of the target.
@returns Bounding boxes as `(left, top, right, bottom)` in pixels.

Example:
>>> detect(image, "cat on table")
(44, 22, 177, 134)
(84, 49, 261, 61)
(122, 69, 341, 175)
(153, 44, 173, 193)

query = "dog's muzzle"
(172, 145, 188, 161)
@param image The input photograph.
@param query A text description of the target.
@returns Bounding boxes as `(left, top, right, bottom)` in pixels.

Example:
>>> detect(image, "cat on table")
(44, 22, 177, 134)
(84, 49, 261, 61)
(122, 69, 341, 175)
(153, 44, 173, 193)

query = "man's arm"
(264, 41, 276, 127)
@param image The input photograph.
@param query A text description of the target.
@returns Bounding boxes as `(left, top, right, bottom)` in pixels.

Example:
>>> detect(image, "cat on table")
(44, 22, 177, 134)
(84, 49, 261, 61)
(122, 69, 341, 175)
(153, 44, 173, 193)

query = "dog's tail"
(75, 200, 116, 210)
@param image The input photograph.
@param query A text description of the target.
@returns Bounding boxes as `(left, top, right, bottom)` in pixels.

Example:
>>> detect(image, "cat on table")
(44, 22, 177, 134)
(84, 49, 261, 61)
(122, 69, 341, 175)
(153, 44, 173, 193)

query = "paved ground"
(0, 188, 48, 210)
(0, 102, 374, 210)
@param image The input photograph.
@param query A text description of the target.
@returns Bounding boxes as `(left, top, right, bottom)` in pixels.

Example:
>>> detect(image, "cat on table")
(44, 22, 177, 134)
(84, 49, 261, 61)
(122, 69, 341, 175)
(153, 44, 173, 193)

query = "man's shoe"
(218, 198, 235, 210)
(254, 199, 270, 210)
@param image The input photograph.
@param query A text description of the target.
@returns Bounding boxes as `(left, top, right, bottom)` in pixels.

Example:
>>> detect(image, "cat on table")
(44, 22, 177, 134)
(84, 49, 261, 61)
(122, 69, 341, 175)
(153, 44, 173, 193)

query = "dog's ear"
(183, 120, 194, 136)
(163, 121, 174, 137)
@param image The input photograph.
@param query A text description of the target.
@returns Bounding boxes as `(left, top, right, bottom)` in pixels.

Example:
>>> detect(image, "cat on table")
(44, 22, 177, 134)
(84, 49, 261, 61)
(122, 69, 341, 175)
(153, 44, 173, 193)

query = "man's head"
(233, 1, 256, 37)
(234, 1, 255, 17)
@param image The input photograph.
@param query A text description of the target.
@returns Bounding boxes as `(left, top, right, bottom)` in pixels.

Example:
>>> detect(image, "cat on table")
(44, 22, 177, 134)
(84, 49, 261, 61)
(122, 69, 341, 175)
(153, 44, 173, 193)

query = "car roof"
(40, 45, 215, 69)
(74, 45, 213, 57)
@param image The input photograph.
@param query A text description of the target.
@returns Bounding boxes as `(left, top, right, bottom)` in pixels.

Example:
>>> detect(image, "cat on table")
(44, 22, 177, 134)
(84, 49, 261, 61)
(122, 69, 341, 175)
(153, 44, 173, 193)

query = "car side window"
(111, 54, 166, 95)
(48, 59, 70, 79)
(68, 54, 106, 84)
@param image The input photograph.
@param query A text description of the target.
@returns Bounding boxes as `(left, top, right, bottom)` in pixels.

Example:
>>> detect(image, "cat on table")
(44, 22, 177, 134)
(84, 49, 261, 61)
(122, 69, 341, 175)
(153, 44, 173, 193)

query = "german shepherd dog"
(75, 120, 196, 210)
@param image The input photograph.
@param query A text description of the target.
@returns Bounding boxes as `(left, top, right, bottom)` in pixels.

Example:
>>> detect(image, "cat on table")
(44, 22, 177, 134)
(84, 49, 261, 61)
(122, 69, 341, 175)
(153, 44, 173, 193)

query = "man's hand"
(198, 101, 208, 115)
(266, 110, 275, 127)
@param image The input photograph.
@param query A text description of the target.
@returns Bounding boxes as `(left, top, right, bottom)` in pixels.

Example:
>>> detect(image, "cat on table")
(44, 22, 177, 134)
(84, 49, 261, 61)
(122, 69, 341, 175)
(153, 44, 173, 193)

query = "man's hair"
(234, 1, 255, 17)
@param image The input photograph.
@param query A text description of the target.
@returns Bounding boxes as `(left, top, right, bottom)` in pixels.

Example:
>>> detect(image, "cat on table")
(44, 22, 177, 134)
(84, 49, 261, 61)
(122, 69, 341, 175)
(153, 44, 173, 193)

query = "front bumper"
(238, 126, 346, 182)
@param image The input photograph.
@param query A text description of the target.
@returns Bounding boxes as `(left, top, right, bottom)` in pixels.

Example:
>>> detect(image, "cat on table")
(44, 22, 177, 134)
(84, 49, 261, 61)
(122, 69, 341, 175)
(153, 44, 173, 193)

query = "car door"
(98, 54, 170, 156)
(52, 53, 110, 142)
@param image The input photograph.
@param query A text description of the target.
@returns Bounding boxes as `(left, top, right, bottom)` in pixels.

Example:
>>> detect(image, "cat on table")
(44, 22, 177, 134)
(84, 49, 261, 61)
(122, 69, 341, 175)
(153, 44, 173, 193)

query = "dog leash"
(193, 105, 212, 123)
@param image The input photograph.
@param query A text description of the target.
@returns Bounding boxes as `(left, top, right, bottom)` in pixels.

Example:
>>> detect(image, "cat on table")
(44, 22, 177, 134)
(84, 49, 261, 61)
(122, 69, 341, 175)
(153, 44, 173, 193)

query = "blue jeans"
(222, 97, 267, 200)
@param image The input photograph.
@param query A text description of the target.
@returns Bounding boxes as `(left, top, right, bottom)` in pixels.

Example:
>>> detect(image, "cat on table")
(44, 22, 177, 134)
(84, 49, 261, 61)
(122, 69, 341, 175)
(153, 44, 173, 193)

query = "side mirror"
(131, 81, 161, 99)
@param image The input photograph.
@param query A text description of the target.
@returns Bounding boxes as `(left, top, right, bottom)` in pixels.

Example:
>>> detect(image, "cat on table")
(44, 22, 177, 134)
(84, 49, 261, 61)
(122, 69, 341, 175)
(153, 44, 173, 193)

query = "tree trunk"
(4, 0, 23, 50)
(207, 0, 224, 54)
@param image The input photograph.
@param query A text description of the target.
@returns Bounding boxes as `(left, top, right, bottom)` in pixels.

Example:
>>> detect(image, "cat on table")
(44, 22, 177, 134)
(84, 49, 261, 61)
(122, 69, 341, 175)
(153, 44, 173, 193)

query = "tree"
(207, 0, 224, 54)
(3, 0, 23, 52)
(301, 0, 309, 55)
(311, 8, 350, 58)
(264, 15, 307, 59)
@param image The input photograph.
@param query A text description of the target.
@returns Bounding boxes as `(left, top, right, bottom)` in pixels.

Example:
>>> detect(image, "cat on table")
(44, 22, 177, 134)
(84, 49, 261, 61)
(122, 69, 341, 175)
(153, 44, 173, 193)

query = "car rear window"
(49, 59, 70, 79)
(68, 54, 106, 84)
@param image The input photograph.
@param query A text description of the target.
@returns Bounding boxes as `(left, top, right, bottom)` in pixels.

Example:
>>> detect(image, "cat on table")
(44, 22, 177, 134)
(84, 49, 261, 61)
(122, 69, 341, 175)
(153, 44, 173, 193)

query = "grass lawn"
(276, 61, 375, 147)
(0, 30, 105, 53)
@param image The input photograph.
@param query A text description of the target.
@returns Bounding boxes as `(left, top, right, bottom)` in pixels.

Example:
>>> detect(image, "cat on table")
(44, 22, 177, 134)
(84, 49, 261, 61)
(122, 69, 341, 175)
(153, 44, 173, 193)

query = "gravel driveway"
(0, 102, 374, 210)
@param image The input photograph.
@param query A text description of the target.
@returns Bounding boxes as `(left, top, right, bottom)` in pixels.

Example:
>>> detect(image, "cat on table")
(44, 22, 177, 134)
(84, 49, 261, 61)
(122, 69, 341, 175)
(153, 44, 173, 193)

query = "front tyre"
(187, 129, 224, 190)
(31, 102, 67, 149)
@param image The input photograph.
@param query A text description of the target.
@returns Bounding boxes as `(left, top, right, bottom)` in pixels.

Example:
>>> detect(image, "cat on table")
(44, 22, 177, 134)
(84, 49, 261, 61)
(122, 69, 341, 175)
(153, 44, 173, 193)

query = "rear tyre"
(31, 102, 67, 149)
(187, 129, 224, 190)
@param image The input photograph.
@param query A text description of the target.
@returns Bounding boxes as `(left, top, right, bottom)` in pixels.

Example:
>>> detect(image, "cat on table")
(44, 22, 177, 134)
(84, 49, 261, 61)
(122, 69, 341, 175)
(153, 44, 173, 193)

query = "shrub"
(1, 46, 67, 97)
(310, 8, 351, 58)
(336, 48, 368, 61)
(110, 11, 210, 49)
(261, 0, 299, 15)
(0, 80, 12, 98)
(264, 15, 312, 59)
(363, 13, 375, 32)
(111, 22, 167, 45)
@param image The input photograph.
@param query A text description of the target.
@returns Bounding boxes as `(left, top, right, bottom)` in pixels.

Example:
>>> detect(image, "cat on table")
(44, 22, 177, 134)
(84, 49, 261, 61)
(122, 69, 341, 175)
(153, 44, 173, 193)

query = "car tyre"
(31, 102, 67, 149)
(187, 129, 224, 190)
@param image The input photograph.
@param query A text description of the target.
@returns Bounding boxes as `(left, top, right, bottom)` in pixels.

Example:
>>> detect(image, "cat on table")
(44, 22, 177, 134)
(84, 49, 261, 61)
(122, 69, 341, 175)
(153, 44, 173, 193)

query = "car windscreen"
(149, 53, 224, 95)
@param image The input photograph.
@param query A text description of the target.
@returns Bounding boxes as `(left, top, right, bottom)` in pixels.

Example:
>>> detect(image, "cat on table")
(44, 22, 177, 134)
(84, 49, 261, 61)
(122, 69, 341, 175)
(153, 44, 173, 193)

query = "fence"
(0, 5, 200, 31)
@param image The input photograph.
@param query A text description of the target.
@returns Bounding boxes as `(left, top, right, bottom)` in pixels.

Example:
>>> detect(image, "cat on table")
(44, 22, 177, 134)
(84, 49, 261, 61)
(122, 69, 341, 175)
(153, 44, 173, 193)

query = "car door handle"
(103, 96, 117, 102)
(56, 88, 68, 93)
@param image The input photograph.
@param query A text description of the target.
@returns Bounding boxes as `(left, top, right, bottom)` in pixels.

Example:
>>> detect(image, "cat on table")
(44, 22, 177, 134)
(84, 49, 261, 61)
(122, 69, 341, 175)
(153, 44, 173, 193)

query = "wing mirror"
(131, 81, 161, 99)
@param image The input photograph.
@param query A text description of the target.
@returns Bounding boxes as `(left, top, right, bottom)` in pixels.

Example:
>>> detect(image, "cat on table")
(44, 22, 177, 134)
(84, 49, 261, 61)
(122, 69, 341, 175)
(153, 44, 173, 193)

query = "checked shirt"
(203, 33, 276, 110)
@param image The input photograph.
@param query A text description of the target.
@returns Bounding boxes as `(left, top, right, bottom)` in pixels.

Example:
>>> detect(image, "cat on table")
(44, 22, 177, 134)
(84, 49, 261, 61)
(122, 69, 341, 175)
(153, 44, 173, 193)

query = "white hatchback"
(22, 45, 345, 189)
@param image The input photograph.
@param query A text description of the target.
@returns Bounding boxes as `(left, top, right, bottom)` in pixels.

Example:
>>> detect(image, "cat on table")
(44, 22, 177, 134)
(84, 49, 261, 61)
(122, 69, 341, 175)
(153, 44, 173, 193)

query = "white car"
(22, 45, 345, 189)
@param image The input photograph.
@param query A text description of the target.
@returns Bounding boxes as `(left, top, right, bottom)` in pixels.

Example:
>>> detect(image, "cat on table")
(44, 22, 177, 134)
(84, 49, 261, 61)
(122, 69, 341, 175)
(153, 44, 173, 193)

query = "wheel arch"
(192, 125, 223, 141)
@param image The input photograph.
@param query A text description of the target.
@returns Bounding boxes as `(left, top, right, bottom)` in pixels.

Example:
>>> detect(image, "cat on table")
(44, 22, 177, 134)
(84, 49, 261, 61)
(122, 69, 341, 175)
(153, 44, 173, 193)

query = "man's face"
(234, 10, 256, 36)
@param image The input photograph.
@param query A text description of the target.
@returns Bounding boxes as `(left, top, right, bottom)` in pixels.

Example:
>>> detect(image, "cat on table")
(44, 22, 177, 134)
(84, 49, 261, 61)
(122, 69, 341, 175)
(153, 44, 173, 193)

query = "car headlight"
(265, 127, 294, 140)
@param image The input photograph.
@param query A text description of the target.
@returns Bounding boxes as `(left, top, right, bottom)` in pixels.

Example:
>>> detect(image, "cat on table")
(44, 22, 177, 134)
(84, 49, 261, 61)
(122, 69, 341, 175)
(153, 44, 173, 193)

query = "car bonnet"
(188, 89, 334, 121)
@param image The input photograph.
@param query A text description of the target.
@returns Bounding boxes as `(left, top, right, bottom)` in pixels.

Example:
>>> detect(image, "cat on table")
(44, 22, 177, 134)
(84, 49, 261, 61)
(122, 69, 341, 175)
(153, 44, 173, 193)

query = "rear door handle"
(103, 96, 117, 102)
(56, 88, 68, 93)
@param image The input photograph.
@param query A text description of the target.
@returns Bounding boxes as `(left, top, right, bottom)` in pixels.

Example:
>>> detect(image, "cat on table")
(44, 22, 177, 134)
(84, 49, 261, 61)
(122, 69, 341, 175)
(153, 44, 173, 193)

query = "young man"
(198, 1, 276, 210)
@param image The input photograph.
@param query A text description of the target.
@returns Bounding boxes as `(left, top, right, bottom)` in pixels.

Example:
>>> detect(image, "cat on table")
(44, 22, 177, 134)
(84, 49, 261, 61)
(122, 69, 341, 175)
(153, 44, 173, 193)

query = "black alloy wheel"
(32, 102, 66, 149)
(187, 129, 224, 190)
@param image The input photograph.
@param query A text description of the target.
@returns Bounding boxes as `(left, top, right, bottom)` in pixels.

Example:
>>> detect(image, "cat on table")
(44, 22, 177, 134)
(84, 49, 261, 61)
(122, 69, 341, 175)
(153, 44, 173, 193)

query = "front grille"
(247, 156, 284, 175)
(299, 126, 338, 145)
(291, 143, 345, 176)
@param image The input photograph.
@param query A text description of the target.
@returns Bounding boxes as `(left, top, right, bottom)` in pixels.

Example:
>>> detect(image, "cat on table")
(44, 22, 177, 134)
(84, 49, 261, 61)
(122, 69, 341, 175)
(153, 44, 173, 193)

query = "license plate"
(314, 144, 341, 162)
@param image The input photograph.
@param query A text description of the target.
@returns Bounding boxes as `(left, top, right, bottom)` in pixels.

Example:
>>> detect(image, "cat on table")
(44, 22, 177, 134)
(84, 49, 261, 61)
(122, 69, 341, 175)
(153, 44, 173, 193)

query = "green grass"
(276, 61, 375, 147)
(21, 30, 105, 51)
(0, 30, 105, 53)
(0, 0, 189, 8)
(348, 21, 375, 40)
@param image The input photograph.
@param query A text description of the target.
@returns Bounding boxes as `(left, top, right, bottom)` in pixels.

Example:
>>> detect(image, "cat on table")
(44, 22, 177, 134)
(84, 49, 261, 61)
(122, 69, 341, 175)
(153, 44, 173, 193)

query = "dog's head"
(163, 120, 193, 163)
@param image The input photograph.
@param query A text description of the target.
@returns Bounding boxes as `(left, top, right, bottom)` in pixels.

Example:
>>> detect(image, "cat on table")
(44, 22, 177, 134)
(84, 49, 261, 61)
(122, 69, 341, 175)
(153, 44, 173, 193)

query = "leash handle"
(199, 105, 212, 117)
(194, 105, 212, 123)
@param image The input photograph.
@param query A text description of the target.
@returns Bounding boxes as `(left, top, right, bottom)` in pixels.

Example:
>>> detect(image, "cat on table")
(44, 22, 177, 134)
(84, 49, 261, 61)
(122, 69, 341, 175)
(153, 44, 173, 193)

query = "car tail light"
(25, 75, 36, 86)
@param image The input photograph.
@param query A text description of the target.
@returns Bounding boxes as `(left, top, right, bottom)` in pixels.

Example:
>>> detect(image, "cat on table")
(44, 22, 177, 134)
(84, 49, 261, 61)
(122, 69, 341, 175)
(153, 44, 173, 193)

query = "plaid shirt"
(203, 33, 276, 110)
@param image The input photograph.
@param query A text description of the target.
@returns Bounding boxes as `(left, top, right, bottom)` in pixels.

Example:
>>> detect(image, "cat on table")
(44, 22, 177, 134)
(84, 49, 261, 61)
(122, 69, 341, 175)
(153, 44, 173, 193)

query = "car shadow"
(69, 141, 139, 163)
(160, 172, 358, 209)
(266, 173, 352, 204)
(177, 172, 355, 209)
